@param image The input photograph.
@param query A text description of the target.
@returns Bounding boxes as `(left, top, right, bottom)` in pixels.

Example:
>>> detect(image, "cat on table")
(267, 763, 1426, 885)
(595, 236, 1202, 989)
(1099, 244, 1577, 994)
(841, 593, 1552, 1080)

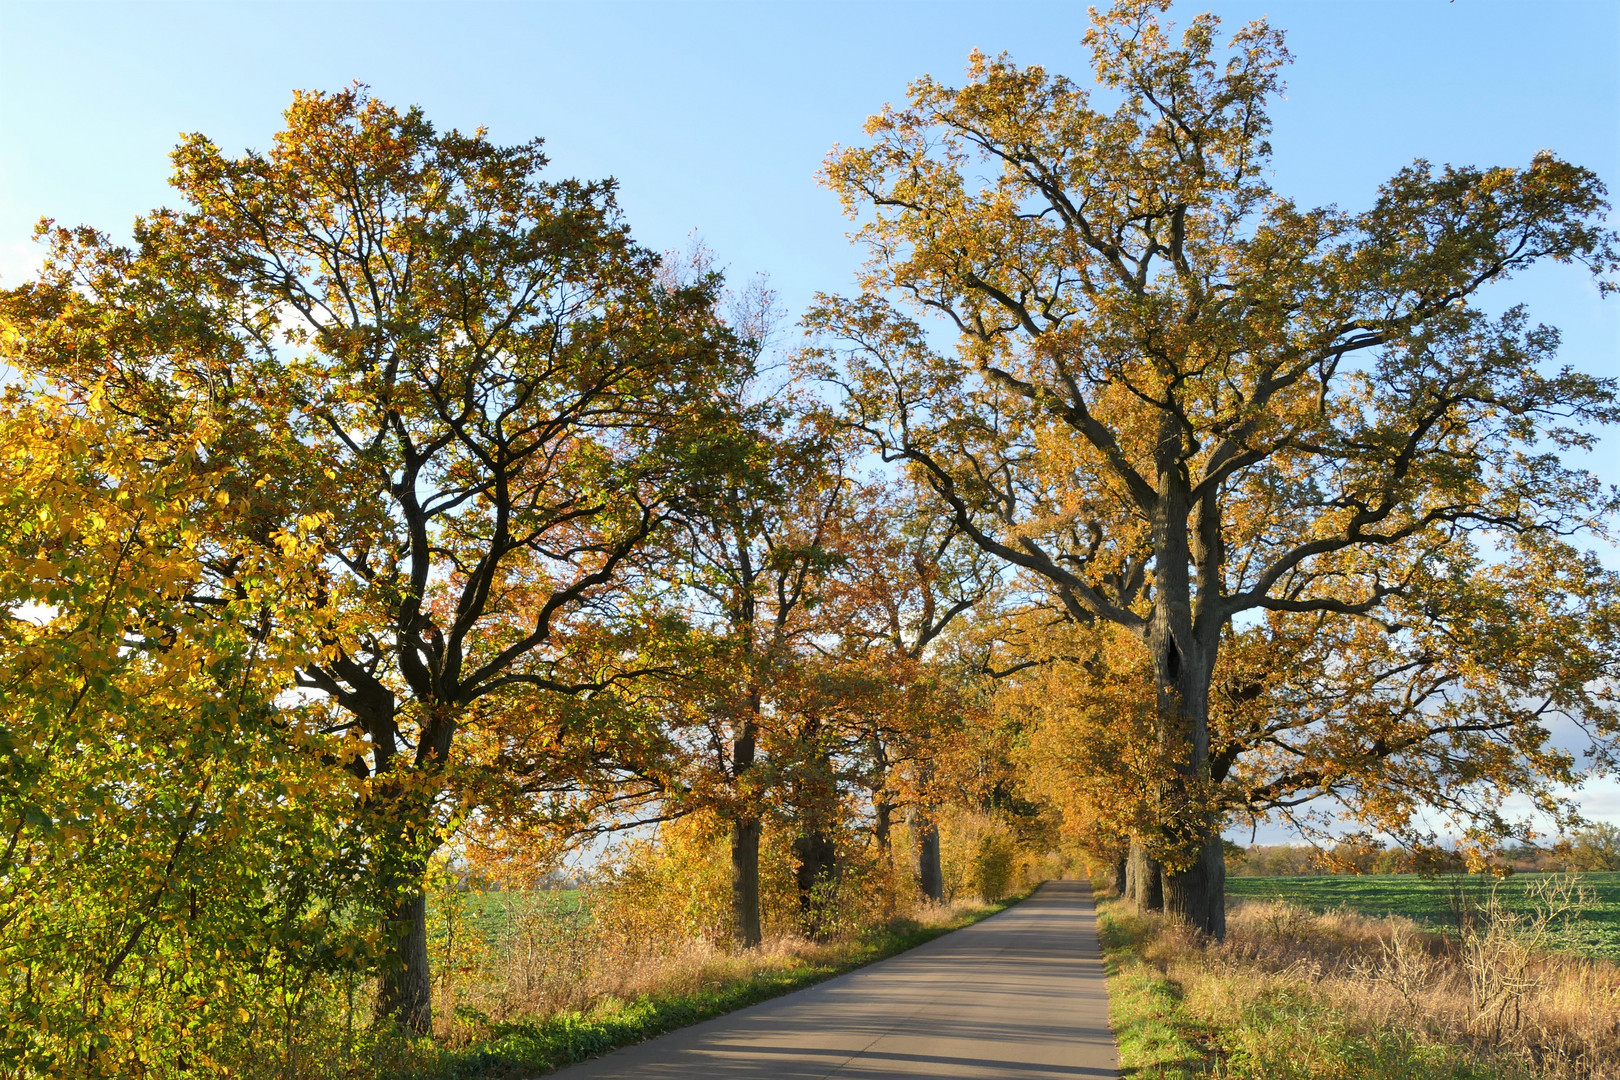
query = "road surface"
(547, 879, 1118, 1079)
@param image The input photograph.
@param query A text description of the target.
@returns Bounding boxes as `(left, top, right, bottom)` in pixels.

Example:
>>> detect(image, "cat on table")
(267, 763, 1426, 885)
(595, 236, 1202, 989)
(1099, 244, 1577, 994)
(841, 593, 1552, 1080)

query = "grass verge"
(1098, 900, 1541, 1080)
(401, 889, 1036, 1078)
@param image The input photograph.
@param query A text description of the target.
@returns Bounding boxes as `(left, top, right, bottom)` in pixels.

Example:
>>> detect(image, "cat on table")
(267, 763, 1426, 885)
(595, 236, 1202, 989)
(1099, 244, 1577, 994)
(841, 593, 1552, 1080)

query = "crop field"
(1226, 872, 1620, 960)
(432, 887, 586, 944)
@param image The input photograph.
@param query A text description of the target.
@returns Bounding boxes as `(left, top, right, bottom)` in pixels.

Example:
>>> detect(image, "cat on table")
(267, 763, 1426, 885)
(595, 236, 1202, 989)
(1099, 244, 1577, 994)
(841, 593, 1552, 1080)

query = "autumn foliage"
(810, 0, 1619, 934)
(2, 2, 1619, 1076)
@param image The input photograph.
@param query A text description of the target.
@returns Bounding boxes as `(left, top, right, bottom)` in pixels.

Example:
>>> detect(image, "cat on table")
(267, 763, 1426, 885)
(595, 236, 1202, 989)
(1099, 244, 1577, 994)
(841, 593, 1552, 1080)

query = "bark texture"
(731, 817, 763, 947)
(376, 890, 431, 1033)
(1163, 833, 1226, 938)
(874, 798, 893, 856)
(917, 816, 943, 902)
(1129, 838, 1163, 913)
(793, 829, 839, 940)
(1148, 554, 1223, 937)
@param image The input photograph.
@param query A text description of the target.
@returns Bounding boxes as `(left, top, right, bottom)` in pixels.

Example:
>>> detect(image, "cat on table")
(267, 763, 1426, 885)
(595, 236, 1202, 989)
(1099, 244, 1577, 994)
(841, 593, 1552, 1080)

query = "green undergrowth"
(1098, 901, 1527, 1080)
(394, 888, 1036, 1079)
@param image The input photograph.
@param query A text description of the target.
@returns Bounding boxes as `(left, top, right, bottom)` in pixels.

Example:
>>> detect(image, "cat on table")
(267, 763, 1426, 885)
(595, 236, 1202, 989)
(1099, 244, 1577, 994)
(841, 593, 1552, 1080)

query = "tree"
(658, 406, 850, 947)
(819, 482, 1000, 899)
(1, 87, 752, 1030)
(809, 0, 1619, 936)
(999, 618, 1165, 903)
(1566, 823, 1620, 872)
(1000, 528, 1620, 909)
(1208, 557, 1619, 854)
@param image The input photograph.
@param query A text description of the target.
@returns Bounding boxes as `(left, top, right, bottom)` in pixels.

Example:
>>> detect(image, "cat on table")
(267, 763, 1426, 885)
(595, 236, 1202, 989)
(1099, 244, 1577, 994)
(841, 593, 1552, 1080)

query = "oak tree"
(2, 88, 753, 1029)
(658, 406, 849, 946)
(811, 1, 1619, 935)
(819, 483, 1000, 898)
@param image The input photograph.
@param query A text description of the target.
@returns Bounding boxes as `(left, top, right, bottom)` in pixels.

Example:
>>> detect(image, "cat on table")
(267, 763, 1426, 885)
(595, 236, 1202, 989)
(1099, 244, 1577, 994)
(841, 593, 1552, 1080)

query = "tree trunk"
(874, 797, 893, 856)
(1129, 838, 1163, 912)
(376, 887, 431, 1033)
(729, 702, 762, 948)
(730, 817, 762, 948)
(793, 828, 838, 940)
(369, 741, 435, 1034)
(1163, 832, 1226, 939)
(1111, 854, 1128, 898)
(917, 814, 943, 902)
(1147, 538, 1224, 936)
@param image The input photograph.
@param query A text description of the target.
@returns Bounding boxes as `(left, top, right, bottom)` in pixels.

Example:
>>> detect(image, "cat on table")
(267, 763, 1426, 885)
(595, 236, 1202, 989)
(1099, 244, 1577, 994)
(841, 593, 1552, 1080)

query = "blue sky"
(2, 0, 1617, 836)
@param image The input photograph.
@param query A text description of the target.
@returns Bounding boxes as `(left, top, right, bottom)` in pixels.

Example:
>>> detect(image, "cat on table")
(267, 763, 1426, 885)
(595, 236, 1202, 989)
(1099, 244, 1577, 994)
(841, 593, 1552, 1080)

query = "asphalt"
(546, 879, 1119, 1079)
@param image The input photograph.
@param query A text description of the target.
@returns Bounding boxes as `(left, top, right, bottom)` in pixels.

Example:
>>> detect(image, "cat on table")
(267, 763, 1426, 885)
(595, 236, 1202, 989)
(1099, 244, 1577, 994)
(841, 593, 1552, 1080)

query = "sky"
(2, 0, 1618, 838)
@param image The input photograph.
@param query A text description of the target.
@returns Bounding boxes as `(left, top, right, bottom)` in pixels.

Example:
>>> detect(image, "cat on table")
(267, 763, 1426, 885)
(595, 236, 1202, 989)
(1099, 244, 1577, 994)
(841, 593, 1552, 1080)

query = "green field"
(430, 887, 586, 950)
(1225, 872, 1620, 960)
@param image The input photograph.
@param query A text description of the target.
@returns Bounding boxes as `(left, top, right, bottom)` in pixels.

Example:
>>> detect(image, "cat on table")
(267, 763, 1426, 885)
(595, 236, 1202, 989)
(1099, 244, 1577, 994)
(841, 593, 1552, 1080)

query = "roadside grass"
(379, 889, 1036, 1078)
(1098, 897, 1619, 1079)
(1225, 872, 1620, 960)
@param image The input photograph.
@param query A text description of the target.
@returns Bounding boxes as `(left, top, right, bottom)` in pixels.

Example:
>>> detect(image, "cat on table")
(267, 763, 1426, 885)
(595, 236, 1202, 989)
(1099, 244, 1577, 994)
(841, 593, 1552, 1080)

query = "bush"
(970, 834, 1016, 901)
(935, 808, 1033, 902)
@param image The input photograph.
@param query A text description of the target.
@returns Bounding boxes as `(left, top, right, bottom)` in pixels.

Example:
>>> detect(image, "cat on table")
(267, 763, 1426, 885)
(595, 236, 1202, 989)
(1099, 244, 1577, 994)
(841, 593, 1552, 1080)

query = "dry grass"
(422, 817, 1058, 1053)
(1103, 878, 1620, 1079)
(257, 890, 1021, 1080)
(414, 824, 1041, 1061)
(432, 897, 994, 1047)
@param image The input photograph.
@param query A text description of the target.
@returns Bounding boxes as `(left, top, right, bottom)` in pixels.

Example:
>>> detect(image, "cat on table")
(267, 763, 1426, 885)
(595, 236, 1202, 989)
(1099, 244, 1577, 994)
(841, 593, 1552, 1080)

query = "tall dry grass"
(431, 893, 996, 1047)
(1122, 876, 1620, 1078)
(426, 811, 1050, 1048)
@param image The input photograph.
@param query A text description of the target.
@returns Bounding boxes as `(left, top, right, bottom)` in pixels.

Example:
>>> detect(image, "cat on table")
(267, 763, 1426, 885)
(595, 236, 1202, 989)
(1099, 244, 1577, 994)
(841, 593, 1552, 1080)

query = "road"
(547, 879, 1118, 1079)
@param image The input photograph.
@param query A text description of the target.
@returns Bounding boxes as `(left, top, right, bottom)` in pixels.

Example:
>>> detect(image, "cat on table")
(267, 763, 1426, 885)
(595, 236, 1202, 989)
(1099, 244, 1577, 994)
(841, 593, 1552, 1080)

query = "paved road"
(548, 879, 1118, 1079)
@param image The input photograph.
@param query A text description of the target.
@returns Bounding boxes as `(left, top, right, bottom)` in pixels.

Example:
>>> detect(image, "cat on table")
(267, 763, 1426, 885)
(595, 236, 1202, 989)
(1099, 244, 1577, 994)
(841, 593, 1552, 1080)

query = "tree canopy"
(808, 0, 1620, 934)
(3, 86, 758, 1033)
(2, 4, 1618, 1069)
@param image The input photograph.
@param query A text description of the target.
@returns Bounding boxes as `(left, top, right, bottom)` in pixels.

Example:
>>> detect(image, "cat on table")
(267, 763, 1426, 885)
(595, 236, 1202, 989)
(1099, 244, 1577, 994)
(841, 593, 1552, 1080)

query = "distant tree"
(820, 481, 1000, 899)
(654, 396, 851, 947)
(1566, 823, 1620, 872)
(811, 0, 1619, 937)
(1001, 618, 1169, 902)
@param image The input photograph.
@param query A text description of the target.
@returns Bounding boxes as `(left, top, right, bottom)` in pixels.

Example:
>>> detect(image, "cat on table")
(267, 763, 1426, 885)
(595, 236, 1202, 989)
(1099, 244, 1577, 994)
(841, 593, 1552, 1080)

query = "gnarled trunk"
(1163, 832, 1226, 939)
(1149, 582, 1223, 937)
(793, 828, 839, 940)
(1111, 854, 1128, 898)
(368, 732, 437, 1034)
(729, 706, 763, 948)
(874, 797, 893, 856)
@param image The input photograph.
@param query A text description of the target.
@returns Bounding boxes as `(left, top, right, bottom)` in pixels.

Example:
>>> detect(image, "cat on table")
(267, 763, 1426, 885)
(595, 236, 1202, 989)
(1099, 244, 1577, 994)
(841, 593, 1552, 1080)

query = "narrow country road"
(547, 879, 1119, 1079)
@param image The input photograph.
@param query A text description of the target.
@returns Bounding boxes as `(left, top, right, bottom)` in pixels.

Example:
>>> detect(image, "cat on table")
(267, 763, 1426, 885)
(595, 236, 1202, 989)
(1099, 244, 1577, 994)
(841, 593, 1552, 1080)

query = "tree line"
(3, 0, 1617, 1068)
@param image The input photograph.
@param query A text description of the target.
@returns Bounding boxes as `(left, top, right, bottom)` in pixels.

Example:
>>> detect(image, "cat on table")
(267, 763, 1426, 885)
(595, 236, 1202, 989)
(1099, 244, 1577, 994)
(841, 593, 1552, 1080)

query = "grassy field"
(433, 886, 586, 944)
(1225, 872, 1620, 960)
